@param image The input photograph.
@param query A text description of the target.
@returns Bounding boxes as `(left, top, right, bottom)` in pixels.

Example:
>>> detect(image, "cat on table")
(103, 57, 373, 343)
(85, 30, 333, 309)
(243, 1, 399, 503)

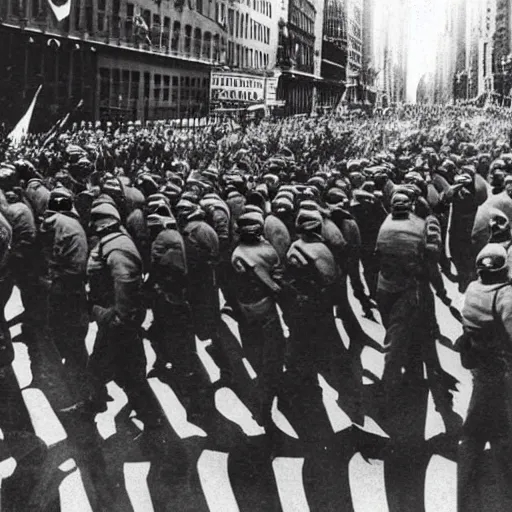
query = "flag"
(47, 0, 71, 22)
(41, 98, 84, 151)
(8, 85, 43, 147)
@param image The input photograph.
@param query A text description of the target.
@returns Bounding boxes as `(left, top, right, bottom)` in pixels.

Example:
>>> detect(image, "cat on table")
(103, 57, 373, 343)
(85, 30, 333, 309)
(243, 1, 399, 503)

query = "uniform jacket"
(264, 214, 292, 262)
(376, 212, 428, 293)
(40, 210, 88, 284)
(87, 231, 143, 326)
(149, 227, 188, 303)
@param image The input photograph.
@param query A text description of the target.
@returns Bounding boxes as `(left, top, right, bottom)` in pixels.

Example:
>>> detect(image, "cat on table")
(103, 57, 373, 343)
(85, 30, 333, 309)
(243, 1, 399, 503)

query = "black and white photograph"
(0, 0, 510, 510)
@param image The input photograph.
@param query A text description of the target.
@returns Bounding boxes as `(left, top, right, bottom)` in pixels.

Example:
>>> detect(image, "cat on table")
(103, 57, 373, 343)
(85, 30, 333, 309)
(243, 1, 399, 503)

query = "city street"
(0, 273, 468, 512)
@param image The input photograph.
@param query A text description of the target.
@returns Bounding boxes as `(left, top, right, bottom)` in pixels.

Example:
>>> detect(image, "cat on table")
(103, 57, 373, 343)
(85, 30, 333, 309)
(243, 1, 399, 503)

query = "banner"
(8, 85, 43, 148)
(47, 0, 71, 22)
(210, 72, 265, 111)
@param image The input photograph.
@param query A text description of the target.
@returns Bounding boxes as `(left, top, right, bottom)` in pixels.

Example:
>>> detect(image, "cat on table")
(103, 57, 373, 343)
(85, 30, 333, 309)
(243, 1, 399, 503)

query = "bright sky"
(405, 0, 448, 101)
(371, 0, 448, 102)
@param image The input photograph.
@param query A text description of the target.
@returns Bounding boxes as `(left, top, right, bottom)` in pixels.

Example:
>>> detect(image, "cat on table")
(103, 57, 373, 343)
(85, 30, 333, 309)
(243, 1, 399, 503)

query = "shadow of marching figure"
(0, 365, 51, 512)
(365, 376, 442, 512)
(302, 424, 390, 512)
(14, 323, 133, 511)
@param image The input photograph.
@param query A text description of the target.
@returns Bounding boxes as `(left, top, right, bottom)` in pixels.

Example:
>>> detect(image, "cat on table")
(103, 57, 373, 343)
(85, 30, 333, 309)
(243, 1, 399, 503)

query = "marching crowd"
(2, 104, 512, 507)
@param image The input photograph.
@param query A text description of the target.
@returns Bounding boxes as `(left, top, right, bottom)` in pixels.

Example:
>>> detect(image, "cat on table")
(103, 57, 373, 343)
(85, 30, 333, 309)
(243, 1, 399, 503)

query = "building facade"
(319, 0, 347, 110)
(0, 0, 227, 129)
(207, 0, 281, 117)
(276, 0, 319, 115)
(373, 0, 407, 106)
(493, 0, 512, 103)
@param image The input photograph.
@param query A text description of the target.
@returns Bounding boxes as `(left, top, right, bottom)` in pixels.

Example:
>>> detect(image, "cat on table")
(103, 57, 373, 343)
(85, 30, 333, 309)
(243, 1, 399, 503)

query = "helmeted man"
(264, 195, 294, 261)
(459, 244, 512, 510)
(375, 191, 459, 428)
(440, 169, 485, 292)
(351, 189, 387, 299)
(487, 210, 512, 278)
(284, 208, 361, 423)
(231, 210, 285, 429)
(200, 191, 235, 313)
(0, 168, 40, 343)
(40, 187, 90, 404)
(145, 208, 208, 420)
(86, 203, 162, 426)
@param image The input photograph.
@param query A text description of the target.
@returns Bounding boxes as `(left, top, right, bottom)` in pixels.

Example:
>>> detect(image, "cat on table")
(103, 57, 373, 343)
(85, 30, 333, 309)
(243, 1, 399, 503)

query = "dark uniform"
(459, 244, 512, 510)
(40, 189, 89, 402)
(231, 211, 285, 428)
(376, 193, 437, 405)
(146, 212, 208, 417)
(284, 209, 359, 422)
(3, 193, 41, 341)
(87, 203, 161, 425)
(0, 210, 13, 367)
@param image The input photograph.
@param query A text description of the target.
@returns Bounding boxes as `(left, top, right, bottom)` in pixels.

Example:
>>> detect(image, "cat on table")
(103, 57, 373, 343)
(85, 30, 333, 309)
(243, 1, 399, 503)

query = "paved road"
(0, 275, 468, 512)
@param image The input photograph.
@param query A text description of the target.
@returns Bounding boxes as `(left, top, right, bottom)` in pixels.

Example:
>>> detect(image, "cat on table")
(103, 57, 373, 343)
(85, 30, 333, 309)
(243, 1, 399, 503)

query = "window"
(111, 0, 121, 38)
(196, 0, 203, 14)
(184, 25, 192, 54)
(85, 0, 93, 33)
(122, 70, 130, 104)
(131, 71, 140, 99)
(100, 68, 110, 104)
(172, 21, 181, 52)
(163, 76, 170, 101)
(235, 11, 239, 37)
(152, 14, 161, 47)
(163, 17, 170, 48)
(203, 32, 212, 60)
(144, 72, 150, 99)
(74, 0, 81, 29)
(97, 0, 106, 31)
(228, 9, 234, 35)
(31, 0, 40, 18)
(154, 74, 161, 101)
(194, 27, 202, 57)
(213, 34, 220, 61)
(228, 41, 234, 65)
(142, 9, 150, 28)
(171, 77, 178, 103)
(125, 3, 134, 39)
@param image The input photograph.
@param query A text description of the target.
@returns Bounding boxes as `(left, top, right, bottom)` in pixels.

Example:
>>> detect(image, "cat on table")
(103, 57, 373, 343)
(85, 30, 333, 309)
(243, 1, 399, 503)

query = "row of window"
(348, 50, 362, 65)
(225, 8, 271, 44)
(226, 41, 270, 69)
(236, 0, 272, 18)
(290, 6, 315, 36)
(98, 67, 210, 107)
(349, 20, 362, 40)
(290, 0, 316, 22)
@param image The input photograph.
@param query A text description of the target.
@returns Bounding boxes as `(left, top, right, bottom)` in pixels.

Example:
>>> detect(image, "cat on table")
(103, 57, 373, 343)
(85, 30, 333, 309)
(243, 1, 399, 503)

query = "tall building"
(319, 0, 348, 109)
(276, 0, 319, 115)
(344, 0, 362, 101)
(433, 0, 457, 104)
(361, 0, 376, 103)
(373, 0, 407, 105)
(0, 0, 227, 128)
(493, 0, 511, 102)
(453, 0, 468, 101)
(208, 0, 281, 117)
